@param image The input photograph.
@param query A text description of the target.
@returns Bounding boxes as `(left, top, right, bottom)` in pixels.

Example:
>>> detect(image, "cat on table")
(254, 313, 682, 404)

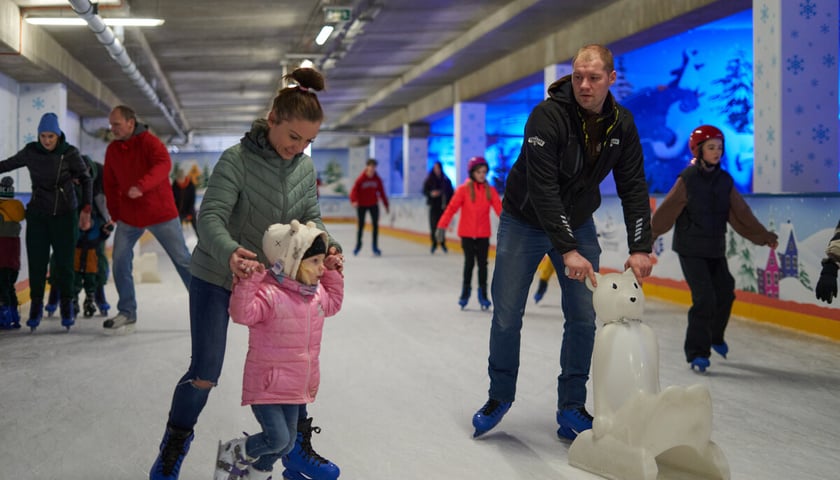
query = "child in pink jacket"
(215, 220, 344, 480)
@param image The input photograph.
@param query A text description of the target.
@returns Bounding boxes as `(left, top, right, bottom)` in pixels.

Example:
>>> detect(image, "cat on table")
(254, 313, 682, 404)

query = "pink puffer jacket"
(228, 268, 344, 405)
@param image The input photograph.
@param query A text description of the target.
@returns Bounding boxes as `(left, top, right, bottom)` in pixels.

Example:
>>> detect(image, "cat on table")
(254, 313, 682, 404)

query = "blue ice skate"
(556, 406, 593, 440)
(282, 417, 340, 480)
(150, 424, 194, 480)
(472, 399, 512, 438)
(712, 342, 728, 359)
(690, 357, 711, 373)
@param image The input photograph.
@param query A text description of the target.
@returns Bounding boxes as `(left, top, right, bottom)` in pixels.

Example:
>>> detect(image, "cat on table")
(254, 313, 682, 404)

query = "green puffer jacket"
(190, 119, 340, 290)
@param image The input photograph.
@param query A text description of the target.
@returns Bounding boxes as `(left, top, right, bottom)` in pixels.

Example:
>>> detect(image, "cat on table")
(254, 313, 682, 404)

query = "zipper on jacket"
(53, 154, 64, 215)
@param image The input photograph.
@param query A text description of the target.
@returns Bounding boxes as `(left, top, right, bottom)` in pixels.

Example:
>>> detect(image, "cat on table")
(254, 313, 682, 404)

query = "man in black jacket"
(471, 44, 653, 441)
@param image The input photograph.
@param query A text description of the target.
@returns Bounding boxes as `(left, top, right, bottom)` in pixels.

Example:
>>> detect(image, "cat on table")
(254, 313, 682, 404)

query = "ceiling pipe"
(66, 0, 188, 141)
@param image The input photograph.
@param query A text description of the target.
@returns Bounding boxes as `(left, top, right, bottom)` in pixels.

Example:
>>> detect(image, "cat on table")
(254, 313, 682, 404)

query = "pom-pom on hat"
(263, 220, 329, 277)
(0, 176, 14, 198)
(37, 112, 62, 136)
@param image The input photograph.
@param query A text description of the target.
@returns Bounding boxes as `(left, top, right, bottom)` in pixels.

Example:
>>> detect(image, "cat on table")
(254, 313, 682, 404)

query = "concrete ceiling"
(0, 0, 750, 148)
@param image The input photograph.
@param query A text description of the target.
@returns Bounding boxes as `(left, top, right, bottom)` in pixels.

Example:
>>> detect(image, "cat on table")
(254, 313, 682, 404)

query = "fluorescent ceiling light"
(26, 17, 165, 27)
(315, 25, 334, 46)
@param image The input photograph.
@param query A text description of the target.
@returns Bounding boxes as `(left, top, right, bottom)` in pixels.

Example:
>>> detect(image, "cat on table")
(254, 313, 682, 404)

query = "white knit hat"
(262, 220, 328, 277)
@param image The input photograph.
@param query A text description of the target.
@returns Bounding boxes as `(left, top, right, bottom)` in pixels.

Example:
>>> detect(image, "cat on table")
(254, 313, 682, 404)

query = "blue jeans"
(487, 212, 600, 410)
(247, 404, 301, 472)
(112, 217, 192, 317)
(166, 277, 311, 432)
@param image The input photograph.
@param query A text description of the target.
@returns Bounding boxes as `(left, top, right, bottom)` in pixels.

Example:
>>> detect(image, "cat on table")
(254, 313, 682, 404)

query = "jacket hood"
(131, 122, 150, 138)
(241, 118, 305, 161)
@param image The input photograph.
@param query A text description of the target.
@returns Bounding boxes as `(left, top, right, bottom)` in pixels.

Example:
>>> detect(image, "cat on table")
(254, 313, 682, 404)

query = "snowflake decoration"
(786, 54, 805, 75)
(791, 30, 800, 38)
(23, 133, 35, 143)
(820, 24, 830, 34)
(756, 61, 764, 78)
(822, 54, 836, 68)
(811, 78, 819, 87)
(811, 124, 830, 144)
(790, 161, 804, 175)
(807, 152, 816, 161)
(767, 126, 776, 144)
(825, 157, 834, 168)
(32, 97, 45, 110)
(799, 0, 817, 20)
(761, 4, 769, 23)
(795, 105, 804, 115)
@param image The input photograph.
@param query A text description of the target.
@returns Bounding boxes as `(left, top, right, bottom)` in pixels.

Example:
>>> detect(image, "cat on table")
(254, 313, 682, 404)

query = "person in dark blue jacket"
(470, 44, 653, 441)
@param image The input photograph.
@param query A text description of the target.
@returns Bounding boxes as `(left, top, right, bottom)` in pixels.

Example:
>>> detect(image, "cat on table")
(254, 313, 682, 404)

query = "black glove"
(435, 228, 446, 244)
(815, 260, 838, 304)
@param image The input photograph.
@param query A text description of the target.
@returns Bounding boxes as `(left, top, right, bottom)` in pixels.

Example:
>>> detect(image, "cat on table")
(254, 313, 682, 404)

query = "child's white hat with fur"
(262, 220, 328, 277)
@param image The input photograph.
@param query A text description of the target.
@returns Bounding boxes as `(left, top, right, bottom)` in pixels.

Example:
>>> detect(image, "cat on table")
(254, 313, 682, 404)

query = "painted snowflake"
(23, 133, 35, 143)
(791, 30, 800, 39)
(790, 161, 804, 176)
(811, 124, 829, 144)
(786, 54, 805, 75)
(824, 157, 834, 168)
(795, 105, 805, 115)
(767, 126, 776, 144)
(799, 0, 817, 20)
(32, 97, 45, 110)
(761, 4, 770, 23)
(820, 24, 830, 34)
(822, 53, 836, 68)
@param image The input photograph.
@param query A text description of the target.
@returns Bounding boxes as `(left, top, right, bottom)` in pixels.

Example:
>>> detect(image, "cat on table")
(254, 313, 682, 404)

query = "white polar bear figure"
(568, 269, 730, 480)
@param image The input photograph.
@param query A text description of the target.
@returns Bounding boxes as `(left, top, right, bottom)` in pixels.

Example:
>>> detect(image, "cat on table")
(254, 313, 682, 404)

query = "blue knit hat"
(37, 112, 62, 136)
(0, 176, 14, 198)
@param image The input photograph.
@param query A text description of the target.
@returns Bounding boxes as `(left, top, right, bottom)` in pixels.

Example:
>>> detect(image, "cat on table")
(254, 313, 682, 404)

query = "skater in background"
(470, 44, 653, 442)
(422, 161, 454, 254)
(815, 219, 840, 304)
(0, 112, 92, 331)
(651, 124, 778, 373)
(533, 255, 556, 304)
(172, 169, 197, 235)
(215, 221, 343, 480)
(435, 156, 501, 310)
(103, 104, 193, 333)
(151, 68, 344, 480)
(0, 176, 24, 329)
(349, 158, 389, 256)
(46, 155, 113, 317)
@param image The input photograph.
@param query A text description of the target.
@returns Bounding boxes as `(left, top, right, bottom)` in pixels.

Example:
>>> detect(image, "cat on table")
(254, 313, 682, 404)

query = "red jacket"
(437, 180, 502, 239)
(349, 172, 389, 209)
(104, 129, 179, 228)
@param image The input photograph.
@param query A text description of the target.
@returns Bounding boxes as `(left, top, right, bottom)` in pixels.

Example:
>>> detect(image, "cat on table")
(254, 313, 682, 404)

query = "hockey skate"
(83, 295, 97, 318)
(712, 342, 728, 359)
(150, 424, 194, 480)
(690, 357, 711, 373)
(103, 312, 136, 334)
(556, 406, 593, 441)
(59, 297, 75, 330)
(26, 300, 43, 332)
(45, 288, 59, 317)
(472, 398, 512, 438)
(95, 285, 110, 316)
(477, 288, 491, 311)
(281, 417, 340, 480)
(458, 286, 470, 310)
(215, 437, 254, 480)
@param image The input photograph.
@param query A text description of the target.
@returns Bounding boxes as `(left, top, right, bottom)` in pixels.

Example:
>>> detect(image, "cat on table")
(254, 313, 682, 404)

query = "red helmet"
(688, 125, 724, 158)
(467, 156, 488, 174)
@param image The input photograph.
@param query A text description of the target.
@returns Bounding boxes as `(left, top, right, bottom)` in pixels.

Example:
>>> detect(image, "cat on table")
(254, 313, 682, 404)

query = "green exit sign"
(324, 7, 352, 22)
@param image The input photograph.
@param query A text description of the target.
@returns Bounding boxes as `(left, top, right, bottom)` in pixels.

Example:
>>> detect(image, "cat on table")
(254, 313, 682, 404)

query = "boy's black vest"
(673, 165, 733, 258)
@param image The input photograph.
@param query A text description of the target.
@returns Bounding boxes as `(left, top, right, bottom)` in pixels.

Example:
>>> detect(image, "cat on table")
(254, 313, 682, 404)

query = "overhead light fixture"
(25, 16, 165, 27)
(315, 25, 335, 46)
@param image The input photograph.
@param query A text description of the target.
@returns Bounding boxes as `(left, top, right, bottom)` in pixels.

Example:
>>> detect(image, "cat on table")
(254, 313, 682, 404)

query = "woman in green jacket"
(150, 68, 344, 480)
(0, 113, 92, 330)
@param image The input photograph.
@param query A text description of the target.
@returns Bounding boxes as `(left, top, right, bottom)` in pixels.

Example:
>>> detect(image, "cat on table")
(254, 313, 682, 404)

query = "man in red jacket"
(102, 105, 192, 333)
(349, 158, 389, 256)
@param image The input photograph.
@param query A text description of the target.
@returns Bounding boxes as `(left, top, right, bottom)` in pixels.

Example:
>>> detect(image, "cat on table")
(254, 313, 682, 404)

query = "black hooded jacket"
(0, 135, 92, 216)
(502, 76, 652, 255)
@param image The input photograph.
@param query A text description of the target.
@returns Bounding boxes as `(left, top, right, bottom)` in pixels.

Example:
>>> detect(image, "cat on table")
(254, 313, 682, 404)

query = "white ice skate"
(215, 437, 254, 480)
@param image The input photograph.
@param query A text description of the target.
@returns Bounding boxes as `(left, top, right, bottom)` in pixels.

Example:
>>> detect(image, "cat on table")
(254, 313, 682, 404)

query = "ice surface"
(1, 223, 838, 479)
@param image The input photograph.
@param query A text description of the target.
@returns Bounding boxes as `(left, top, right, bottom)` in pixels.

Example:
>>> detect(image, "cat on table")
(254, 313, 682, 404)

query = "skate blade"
(103, 323, 136, 335)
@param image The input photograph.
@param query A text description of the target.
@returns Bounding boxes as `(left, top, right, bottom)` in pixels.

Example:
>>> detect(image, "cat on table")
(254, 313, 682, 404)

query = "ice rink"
(1, 222, 839, 480)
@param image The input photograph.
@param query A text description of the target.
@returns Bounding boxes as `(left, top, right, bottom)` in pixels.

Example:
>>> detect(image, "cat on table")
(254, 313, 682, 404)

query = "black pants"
(428, 205, 445, 248)
(0, 267, 19, 309)
(461, 237, 489, 291)
(355, 205, 380, 250)
(678, 255, 735, 362)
